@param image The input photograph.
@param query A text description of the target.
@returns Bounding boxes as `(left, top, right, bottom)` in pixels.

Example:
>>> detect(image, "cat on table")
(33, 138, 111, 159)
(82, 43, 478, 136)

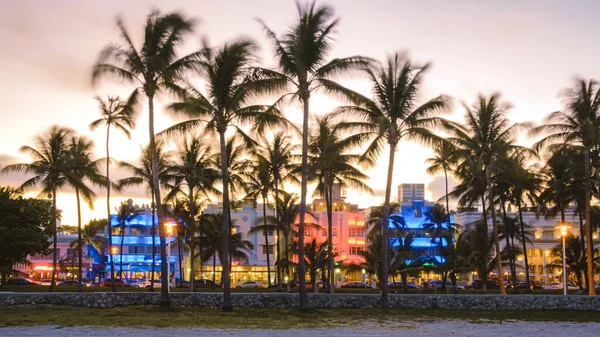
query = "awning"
(101, 265, 164, 273)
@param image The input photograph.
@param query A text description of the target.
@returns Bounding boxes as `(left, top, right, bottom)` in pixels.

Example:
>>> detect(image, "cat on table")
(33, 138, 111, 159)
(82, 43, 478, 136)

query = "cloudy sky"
(0, 0, 599, 226)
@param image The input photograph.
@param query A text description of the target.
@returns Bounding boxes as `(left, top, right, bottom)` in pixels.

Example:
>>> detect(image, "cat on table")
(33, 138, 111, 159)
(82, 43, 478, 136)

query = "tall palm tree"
(118, 141, 175, 290)
(335, 54, 448, 306)
(259, 1, 371, 307)
(90, 95, 136, 291)
(162, 39, 286, 311)
(252, 132, 298, 288)
(305, 116, 372, 293)
(164, 137, 219, 291)
(93, 11, 199, 304)
(2, 126, 76, 292)
(66, 135, 103, 292)
(531, 79, 600, 295)
(449, 94, 526, 295)
(549, 234, 588, 290)
(243, 157, 275, 287)
(426, 141, 457, 215)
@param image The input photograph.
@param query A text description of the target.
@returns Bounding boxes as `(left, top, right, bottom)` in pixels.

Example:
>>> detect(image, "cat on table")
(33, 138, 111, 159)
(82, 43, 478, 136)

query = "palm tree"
(305, 116, 372, 293)
(89, 95, 136, 291)
(390, 232, 423, 293)
(162, 39, 286, 311)
(243, 158, 275, 287)
(549, 234, 588, 290)
(2, 126, 75, 292)
(118, 141, 175, 290)
(114, 200, 141, 283)
(422, 204, 458, 289)
(276, 191, 301, 291)
(449, 94, 526, 295)
(69, 218, 107, 283)
(457, 220, 497, 294)
(335, 54, 448, 306)
(198, 212, 254, 288)
(164, 137, 219, 291)
(426, 141, 457, 215)
(259, 1, 371, 308)
(531, 79, 600, 295)
(65, 135, 103, 291)
(93, 11, 199, 304)
(300, 239, 330, 293)
(252, 132, 298, 288)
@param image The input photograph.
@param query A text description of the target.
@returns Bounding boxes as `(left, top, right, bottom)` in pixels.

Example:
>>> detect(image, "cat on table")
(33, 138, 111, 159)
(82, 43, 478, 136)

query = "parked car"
(40, 279, 53, 286)
(543, 282, 579, 290)
(194, 279, 221, 288)
(429, 280, 464, 289)
(57, 280, 84, 286)
(127, 279, 144, 287)
(341, 281, 374, 289)
(235, 280, 263, 288)
(6, 277, 41, 285)
(139, 279, 174, 288)
(101, 279, 133, 287)
(388, 281, 419, 289)
(470, 279, 500, 289)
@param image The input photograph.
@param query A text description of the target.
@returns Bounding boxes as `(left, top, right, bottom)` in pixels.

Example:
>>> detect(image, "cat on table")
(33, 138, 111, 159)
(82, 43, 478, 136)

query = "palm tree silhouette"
(93, 11, 199, 305)
(89, 95, 136, 292)
(3, 126, 75, 292)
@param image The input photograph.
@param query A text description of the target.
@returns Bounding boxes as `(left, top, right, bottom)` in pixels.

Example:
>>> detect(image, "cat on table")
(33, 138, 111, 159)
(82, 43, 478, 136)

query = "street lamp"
(557, 223, 571, 296)
(165, 222, 176, 292)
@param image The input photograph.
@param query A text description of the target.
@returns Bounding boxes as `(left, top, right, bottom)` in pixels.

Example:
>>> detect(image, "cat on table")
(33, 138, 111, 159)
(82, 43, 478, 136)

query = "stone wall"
(0, 293, 599, 310)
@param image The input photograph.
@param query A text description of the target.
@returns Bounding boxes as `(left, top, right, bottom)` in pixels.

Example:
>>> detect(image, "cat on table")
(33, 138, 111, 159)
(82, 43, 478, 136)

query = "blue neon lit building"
(95, 208, 180, 280)
(388, 199, 454, 264)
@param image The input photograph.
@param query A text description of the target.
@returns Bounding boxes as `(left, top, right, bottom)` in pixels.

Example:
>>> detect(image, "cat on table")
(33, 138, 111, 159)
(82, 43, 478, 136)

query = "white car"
(140, 279, 174, 288)
(40, 279, 53, 286)
(235, 280, 264, 288)
(544, 282, 579, 290)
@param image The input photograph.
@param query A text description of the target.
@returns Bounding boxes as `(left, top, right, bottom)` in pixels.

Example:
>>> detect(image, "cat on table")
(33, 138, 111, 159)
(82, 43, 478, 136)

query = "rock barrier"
(0, 292, 599, 310)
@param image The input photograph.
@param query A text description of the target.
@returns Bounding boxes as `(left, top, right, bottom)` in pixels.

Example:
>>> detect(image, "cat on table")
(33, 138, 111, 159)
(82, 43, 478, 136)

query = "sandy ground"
(1, 321, 599, 337)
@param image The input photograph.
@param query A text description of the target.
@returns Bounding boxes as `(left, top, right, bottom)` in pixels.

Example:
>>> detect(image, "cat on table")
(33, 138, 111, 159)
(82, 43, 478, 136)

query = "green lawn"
(0, 305, 599, 328)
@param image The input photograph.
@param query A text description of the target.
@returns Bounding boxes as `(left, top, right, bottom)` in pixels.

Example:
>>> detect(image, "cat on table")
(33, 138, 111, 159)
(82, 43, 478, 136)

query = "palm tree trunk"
(486, 165, 506, 295)
(50, 189, 58, 292)
(517, 200, 531, 292)
(177, 231, 183, 286)
(218, 130, 233, 311)
(326, 178, 334, 294)
(120, 224, 125, 283)
(578, 211, 589, 289)
(297, 90, 310, 309)
(501, 201, 517, 292)
(584, 148, 596, 295)
(443, 166, 450, 216)
(148, 95, 169, 305)
(150, 194, 156, 292)
(262, 193, 271, 287)
(75, 187, 83, 292)
(274, 179, 282, 290)
(381, 140, 396, 308)
(189, 188, 196, 292)
(105, 126, 116, 293)
(285, 232, 290, 292)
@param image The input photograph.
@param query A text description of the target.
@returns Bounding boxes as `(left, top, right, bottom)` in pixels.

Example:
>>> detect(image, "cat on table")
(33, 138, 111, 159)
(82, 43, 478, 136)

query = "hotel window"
(129, 227, 141, 236)
(262, 245, 274, 254)
(263, 228, 274, 236)
(322, 230, 327, 237)
(332, 227, 338, 237)
(349, 228, 365, 237)
(349, 246, 364, 255)
(304, 228, 311, 237)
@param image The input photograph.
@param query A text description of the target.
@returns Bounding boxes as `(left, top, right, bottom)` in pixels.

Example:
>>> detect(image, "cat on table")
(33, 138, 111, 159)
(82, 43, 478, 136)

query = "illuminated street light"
(164, 222, 176, 292)
(557, 223, 571, 296)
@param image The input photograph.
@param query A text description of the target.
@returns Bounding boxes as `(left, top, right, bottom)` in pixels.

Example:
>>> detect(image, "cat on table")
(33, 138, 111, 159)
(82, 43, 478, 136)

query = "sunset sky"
(1, 0, 599, 226)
